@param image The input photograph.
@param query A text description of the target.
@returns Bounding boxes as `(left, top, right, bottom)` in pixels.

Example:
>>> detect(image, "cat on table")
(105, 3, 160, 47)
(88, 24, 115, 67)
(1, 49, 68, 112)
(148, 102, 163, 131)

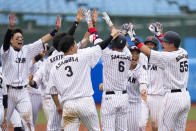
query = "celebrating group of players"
(0, 8, 190, 131)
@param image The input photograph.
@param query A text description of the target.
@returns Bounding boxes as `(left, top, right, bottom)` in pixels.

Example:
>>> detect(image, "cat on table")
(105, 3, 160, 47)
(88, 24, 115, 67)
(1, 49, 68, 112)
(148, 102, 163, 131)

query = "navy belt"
(171, 88, 187, 93)
(106, 90, 127, 95)
(7, 85, 27, 89)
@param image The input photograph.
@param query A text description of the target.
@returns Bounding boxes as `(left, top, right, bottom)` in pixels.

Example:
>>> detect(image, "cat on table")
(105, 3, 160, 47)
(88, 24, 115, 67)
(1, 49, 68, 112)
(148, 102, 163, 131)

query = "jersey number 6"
(65, 66, 73, 77)
(118, 61, 125, 72)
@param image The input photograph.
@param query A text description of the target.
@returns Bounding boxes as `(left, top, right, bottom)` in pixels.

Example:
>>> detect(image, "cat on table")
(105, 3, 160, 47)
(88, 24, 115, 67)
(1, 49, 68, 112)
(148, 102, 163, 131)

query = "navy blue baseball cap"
(160, 31, 181, 48)
(111, 34, 126, 49)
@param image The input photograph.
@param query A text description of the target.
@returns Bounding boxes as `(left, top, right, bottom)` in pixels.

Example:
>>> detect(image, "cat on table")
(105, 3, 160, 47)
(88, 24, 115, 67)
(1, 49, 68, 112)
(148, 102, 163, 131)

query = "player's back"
(102, 47, 131, 91)
(50, 45, 102, 102)
(150, 48, 189, 90)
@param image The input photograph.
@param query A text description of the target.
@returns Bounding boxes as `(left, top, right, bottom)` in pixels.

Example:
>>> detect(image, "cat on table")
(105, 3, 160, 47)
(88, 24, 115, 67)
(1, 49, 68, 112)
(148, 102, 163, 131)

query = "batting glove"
(149, 23, 161, 36)
(102, 12, 113, 27)
(85, 9, 92, 24)
(127, 22, 136, 41)
(121, 23, 130, 36)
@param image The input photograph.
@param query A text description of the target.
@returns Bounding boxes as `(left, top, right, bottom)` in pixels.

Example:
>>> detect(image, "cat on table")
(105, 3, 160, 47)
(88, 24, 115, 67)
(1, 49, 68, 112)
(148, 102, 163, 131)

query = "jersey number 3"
(65, 66, 73, 77)
(180, 60, 188, 72)
(118, 61, 125, 72)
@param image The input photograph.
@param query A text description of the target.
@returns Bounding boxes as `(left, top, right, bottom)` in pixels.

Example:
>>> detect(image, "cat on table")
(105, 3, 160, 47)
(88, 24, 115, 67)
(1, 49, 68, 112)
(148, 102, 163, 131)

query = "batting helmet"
(111, 34, 126, 49)
(144, 36, 159, 50)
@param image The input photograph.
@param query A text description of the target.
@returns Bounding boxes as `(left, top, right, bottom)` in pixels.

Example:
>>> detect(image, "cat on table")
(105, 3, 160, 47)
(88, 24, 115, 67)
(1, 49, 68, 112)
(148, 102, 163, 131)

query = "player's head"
(10, 28, 23, 50)
(160, 31, 181, 51)
(53, 32, 67, 51)
(111, 34, 126, 50)
(128, 45, 140, 65)
(144, 36, 159, 51)
(58, 35, 77, 54)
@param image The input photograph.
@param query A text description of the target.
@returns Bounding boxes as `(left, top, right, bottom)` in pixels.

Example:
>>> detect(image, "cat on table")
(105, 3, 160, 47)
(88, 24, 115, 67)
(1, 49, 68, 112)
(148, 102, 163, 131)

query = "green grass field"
(36, 107, 196, 124)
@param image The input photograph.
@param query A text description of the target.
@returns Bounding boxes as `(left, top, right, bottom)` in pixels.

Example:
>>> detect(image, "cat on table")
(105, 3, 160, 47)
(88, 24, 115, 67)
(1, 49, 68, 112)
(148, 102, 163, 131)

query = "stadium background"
(0, 0, 196, 130)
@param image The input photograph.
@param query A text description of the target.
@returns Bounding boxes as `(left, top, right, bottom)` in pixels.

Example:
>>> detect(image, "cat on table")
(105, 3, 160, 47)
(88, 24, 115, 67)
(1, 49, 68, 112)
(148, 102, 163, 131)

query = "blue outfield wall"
(91, 59, 196, 103)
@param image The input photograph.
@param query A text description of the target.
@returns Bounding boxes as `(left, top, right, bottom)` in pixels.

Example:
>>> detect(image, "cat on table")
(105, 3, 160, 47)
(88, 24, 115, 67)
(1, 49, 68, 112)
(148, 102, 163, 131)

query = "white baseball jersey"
(139, 53, 164, 95)
(149, 48, 189, 90)
(49, 45, 102, 102)
(33, 61, 49, 97)
(102, 47, 131, 91)
(0, 39, 44, 86)
(43, 50, 64, 95)
(126, 64, 148, 103)
(29, 60, 43, 95)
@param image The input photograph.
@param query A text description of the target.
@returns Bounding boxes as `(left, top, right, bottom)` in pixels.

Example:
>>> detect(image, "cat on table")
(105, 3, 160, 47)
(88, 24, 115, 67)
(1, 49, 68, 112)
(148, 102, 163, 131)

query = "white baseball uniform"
(28, 60, 44, 126)
(1, 38, 44, 131)
(149, 48, 190, 131)
(0, 67, 6, 131)
(126, 64, 148, 131)
(139, 53, 164, 130)
(49, 45, 102, 131)
(44, 50, 64, 131)
(32, 61, 51, 122)
(44, 43, 84, 131)
(101, 47, 131, 131)
(0, 67, 25, 130)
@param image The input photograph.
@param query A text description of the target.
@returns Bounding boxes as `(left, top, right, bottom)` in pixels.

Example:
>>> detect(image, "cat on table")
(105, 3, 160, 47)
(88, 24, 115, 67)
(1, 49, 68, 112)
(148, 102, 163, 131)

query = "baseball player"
(129, 23, 191, 131)
(0, 67, 7, 131)
(42, 9, 88, 131)
(1, 12, 61, 131)
(28, 49, 48, 127)
(0, 66, 25, 131)
(97, 12, 131, 131)
(138, 36, 164, 131)
(126, 46, 148, 131)
(48, 21, 120, 130)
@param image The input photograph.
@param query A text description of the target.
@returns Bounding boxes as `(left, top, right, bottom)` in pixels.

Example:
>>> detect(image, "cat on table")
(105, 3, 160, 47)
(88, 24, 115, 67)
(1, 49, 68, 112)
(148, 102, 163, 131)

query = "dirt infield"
(7, 120, 196, 131)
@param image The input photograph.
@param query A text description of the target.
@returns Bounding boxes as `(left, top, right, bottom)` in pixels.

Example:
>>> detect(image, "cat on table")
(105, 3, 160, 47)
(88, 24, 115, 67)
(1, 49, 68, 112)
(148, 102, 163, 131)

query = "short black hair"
(53, 32, 67, 51)
(11, 28, 23, 38)
(58, 35, 75, 53)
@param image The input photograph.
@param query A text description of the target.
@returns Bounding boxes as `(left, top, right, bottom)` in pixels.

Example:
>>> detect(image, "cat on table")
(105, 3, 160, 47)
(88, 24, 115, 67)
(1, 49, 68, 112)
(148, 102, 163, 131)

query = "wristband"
(30, 81, 38, 89)
(88, 27, 98, 34)
(137, 42, 144, 49)
(34, 54, 42, 62)
(50, 29, 58, 37)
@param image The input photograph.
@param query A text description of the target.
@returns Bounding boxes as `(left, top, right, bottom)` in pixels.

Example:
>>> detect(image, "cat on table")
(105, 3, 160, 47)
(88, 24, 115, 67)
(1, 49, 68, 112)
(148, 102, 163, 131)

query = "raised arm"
(102, 12, 114, 31)
(126, 23, 151, 56)
(92, 9, 99, 26)
(3, 12, 16, 51)
(78, 31, 90, 49)
(41, 15, 61, 44)
(67, 8, 85, 36)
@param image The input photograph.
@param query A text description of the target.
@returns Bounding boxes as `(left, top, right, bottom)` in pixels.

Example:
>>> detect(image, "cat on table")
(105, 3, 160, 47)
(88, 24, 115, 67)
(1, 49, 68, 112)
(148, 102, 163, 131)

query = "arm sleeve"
(96, 35, 113, 50)
(149, 50, 168, 69)
(67, 21, 79, 36)
(3, 29, 12, 51)
(3, 95, 8, 108)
